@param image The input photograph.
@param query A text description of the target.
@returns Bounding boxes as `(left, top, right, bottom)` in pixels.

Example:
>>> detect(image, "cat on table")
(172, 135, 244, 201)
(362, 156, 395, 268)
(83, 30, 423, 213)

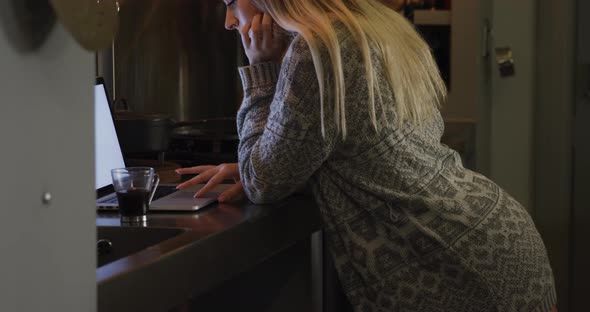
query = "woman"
(176, 0, 557, 310)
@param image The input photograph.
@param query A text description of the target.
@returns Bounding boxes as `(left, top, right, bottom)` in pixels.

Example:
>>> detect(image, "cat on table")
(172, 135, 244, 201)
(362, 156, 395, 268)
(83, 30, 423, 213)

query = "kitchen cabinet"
(0, 21, 95, 312)
(97, 194, 323, 312)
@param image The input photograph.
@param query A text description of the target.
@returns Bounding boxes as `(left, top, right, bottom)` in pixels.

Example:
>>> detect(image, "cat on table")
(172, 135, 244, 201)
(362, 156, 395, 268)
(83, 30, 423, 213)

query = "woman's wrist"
(238, 62, 281, 90)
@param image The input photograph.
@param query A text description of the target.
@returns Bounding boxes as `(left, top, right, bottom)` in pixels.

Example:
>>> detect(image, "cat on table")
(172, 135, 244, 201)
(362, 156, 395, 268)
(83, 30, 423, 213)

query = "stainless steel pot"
(114, 112, 174, 154)
(172, 117, 238, 141)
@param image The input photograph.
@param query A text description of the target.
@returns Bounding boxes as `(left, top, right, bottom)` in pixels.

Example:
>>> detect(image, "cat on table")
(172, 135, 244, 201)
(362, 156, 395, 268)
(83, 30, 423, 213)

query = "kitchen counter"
(97, 191, 323, 312)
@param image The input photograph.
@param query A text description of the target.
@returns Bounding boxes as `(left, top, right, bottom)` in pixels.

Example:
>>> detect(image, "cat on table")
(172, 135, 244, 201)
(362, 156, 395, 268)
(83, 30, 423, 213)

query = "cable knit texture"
(236, 32, 556, 312)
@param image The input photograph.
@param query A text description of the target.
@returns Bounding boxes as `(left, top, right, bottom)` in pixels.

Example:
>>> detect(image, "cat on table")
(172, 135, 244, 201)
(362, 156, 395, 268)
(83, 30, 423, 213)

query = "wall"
(571, 0, 590, 310)
(0, 20, 95, 311)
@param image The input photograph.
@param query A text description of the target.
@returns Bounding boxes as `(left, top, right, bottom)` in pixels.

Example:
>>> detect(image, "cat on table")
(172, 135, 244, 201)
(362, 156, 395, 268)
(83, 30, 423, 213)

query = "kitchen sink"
(97, 226, 187, 268)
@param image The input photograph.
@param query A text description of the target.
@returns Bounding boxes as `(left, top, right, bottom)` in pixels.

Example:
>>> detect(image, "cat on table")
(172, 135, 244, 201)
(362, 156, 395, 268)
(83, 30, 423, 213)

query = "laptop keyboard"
(97, 196, 118, 204)
(98, 185, 179, 206)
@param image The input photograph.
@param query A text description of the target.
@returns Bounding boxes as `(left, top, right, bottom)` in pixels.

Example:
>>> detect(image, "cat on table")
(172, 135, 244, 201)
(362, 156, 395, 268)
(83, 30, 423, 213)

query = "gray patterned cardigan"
(236, 34, 556, 312)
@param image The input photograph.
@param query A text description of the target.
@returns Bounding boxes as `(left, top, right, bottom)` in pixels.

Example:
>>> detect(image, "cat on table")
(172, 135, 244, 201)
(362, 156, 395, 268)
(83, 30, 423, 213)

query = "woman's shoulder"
(280, 33, 317, 78)
(283, 27, 357, 68)
(284, 33, 313, 61)
(286, 23, 355, 52)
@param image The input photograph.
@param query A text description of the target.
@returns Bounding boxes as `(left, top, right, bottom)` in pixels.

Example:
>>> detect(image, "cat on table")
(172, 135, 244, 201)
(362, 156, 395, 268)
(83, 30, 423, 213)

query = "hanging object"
(50, 0, 119, 51)
(0, 0, 56, 52)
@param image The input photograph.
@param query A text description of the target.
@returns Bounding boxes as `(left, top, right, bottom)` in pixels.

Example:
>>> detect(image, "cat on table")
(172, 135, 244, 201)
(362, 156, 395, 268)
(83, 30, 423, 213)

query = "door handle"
(495, 46, 516, 78)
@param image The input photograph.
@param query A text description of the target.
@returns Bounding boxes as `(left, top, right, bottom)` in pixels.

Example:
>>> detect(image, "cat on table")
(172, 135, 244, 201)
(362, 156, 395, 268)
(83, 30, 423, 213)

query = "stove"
(166, 135, 239, 167)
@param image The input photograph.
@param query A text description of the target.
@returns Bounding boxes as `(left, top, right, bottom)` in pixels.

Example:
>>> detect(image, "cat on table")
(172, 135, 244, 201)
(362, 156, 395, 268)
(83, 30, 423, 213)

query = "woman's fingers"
(175, 163, 241, 199)
(261, 13, 273, 44)
(218, 182, 245, 203)
(249, 14, 262, 46)
(175, 165, 216, 175)
(176, 168, 217, 190)
(240, 12, 286, 64)
(240, 22, 252, 48)
(194, 171, 226, 198)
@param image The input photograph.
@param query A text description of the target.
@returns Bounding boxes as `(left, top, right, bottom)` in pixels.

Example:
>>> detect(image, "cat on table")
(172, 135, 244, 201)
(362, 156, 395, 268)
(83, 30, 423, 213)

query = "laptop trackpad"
(150, 190, 218, 211)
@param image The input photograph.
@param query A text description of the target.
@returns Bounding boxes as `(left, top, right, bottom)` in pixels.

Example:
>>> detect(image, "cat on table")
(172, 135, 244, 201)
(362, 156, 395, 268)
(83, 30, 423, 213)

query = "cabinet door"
(0, 25, 95, 311)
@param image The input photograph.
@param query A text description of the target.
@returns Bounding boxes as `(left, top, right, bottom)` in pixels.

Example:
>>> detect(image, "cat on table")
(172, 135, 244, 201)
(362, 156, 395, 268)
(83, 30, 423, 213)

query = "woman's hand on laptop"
(175, 163, 245, 203)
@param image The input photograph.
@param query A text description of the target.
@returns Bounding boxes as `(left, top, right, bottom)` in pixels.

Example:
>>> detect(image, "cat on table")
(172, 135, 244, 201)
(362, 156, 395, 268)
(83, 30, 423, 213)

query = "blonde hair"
(253, 0, 446, 138)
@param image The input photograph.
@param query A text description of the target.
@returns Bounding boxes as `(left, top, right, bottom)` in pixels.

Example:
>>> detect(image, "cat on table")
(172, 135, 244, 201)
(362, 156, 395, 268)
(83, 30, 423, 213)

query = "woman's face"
(223, 0, 260, 31)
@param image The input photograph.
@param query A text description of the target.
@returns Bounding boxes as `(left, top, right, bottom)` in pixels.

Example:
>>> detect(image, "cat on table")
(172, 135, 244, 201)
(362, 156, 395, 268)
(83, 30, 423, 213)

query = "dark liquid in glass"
(116, 188, 149, 217)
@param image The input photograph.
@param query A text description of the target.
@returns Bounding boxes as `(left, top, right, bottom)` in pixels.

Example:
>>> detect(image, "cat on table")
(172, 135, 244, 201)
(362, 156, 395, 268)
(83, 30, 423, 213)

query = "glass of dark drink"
(111, 167, 159, 223)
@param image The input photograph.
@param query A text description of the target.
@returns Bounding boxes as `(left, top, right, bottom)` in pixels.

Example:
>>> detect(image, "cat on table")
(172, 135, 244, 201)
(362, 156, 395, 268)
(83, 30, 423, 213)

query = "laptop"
(94, 77, 218, 211)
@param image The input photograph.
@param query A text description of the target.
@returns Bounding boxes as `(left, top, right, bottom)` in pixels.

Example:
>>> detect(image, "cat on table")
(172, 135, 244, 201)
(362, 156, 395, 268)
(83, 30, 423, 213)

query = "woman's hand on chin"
(240, 13, 288, 65)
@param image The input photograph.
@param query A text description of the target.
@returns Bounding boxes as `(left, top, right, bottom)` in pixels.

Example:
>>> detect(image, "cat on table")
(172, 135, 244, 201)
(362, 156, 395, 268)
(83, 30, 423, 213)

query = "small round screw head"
(42, 192, 52, 205)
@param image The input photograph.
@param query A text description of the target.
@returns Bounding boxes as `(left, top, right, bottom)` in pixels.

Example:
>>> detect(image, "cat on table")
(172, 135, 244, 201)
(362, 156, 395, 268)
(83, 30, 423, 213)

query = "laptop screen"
(94, 82, 125, 190)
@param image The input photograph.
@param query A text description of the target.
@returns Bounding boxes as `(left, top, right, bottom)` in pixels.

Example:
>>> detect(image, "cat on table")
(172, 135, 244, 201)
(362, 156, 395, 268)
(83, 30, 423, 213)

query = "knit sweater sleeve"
(236, 36, 335, 204)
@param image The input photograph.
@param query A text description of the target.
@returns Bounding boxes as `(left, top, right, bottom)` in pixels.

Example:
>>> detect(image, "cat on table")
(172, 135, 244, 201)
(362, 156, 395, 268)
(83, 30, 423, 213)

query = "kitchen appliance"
(96, 0, 242, 166)
(99, 0, 242, 122)
(114, 111, 174, 155)
(167, 117, 239, 167)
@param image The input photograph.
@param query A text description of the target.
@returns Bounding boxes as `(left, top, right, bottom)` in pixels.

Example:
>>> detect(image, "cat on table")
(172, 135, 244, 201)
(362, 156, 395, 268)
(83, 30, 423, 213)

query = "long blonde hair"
(253, 0, 446, 138)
